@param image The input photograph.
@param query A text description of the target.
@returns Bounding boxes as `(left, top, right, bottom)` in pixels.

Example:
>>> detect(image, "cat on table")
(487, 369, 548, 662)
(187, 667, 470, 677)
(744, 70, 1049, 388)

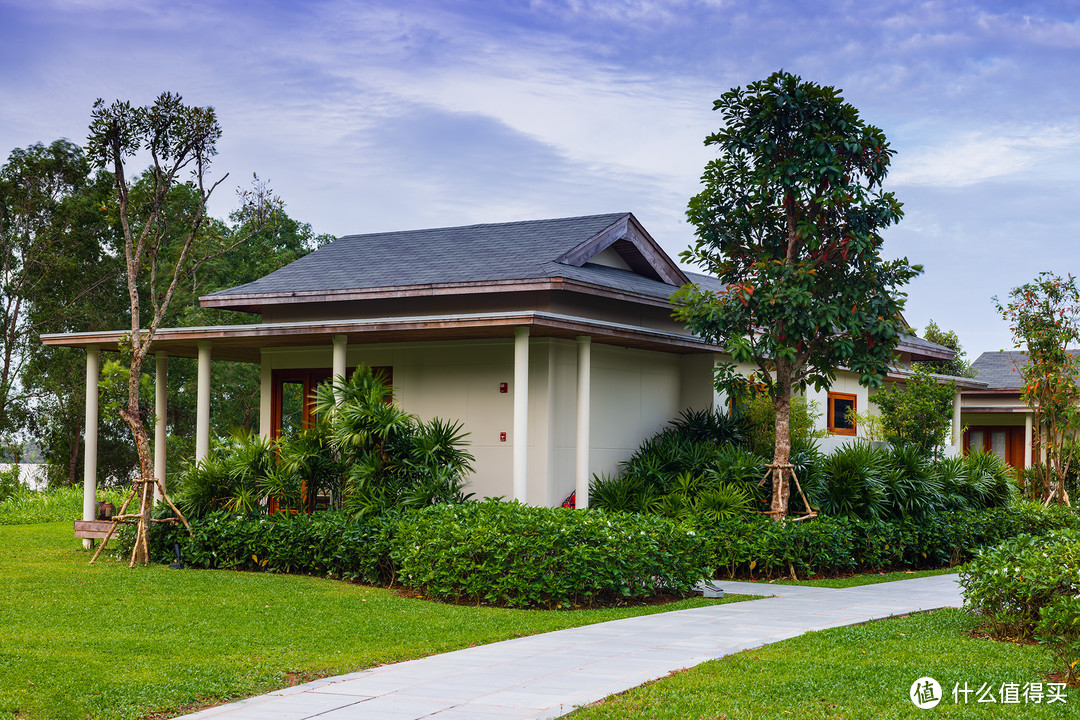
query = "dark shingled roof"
(207, 212, 685, 301)
(972, 350, 1080, 389)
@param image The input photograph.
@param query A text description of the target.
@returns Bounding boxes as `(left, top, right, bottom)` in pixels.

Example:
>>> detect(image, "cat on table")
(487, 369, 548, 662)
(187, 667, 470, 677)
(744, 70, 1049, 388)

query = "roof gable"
(554, 213, 688, 285)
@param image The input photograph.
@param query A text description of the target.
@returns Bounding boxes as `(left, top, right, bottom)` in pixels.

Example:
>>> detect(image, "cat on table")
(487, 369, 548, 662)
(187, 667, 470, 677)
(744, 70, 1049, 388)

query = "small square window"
(827, 392, 857, 436)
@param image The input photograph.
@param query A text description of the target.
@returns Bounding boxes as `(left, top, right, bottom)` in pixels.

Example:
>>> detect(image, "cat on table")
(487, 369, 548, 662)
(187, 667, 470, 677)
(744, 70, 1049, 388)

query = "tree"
(673, 71, 922, 520)
(0, 140, 96, 435)
(870, 367, 956, 458)
(86, 92, 278, 563)
(916, 320, 977, 378)
(996, 272, 1079, 506)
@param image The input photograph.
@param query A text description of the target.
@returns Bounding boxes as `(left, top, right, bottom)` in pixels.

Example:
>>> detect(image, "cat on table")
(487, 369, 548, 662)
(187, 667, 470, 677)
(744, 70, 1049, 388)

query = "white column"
(575, 336, 591, 509)
(1024, 412, 1034, 469)
(332, 334, 347, 403)
(154, 352, 167, 503)
(82, 346, 99, 549)
(196, 341, 211, 462)
(951, 389, 962, 447)
(513, 327, 529, 503)
(259, 350, 272, 440)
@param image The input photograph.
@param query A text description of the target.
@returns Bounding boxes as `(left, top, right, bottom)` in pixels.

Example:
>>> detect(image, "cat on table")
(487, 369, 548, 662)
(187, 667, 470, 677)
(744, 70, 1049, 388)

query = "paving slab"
(176, 573, 964, 720)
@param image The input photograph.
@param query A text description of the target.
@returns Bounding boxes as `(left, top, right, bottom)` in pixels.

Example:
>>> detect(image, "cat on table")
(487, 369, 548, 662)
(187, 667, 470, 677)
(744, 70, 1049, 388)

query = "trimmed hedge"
(391, 501, 710, 608)
(691, 500, 1079, 580)
(128, 501, 710, 609)
(134, 509, 396, 584)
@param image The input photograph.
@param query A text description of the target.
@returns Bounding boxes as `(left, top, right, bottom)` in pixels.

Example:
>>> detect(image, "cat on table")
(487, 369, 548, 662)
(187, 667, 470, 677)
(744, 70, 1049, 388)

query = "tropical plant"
(317, 366, 474, 518)
(808, 441, 889, 521)
(589, 473, 654, 514)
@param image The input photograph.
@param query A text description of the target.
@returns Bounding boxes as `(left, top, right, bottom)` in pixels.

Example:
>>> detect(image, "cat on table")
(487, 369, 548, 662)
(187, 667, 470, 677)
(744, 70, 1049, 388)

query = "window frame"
(827, 391, 858, 436)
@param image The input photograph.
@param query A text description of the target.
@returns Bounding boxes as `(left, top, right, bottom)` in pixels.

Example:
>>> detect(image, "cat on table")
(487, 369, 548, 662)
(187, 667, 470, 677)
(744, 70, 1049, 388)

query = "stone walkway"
(180, 574, 964, 720)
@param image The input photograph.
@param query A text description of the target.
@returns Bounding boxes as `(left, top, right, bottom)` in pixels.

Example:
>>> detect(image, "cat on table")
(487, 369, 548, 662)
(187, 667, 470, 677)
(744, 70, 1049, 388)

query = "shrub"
(123, 509, 396, 584)
(959, 529, 1080, 637)
(1035, 595, 1080, 684)
(391, 501, 710, 608)
(693, 501, 1078, 580)
(870, 367, 956, 457)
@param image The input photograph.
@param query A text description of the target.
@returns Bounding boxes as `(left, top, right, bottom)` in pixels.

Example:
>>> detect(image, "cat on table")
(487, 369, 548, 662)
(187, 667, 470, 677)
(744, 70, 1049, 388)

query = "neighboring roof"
(970, 350, 1080, 390)
(896, 333, 955, 362)
(203, 213, 689, 312)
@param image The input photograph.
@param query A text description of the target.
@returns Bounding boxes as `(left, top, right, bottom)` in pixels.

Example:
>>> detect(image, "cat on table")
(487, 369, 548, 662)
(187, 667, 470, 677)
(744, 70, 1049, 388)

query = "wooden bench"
(74, 520, 116, 540)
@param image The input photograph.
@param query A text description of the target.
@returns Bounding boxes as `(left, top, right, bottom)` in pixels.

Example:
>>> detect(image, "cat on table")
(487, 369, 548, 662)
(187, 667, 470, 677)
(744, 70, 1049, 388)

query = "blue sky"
(1, 0, 1077, 360)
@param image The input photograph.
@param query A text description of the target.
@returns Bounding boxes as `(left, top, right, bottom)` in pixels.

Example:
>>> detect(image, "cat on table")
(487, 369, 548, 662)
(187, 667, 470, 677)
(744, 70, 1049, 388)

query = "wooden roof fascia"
(554, 213, 689, 286)
(199, 276, 678, 312)
(41, 311, 719, 361)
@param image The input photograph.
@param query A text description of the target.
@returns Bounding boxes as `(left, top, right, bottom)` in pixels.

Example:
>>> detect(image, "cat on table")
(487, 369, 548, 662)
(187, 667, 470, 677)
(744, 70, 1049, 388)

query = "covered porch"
(44, 310, 720, 542)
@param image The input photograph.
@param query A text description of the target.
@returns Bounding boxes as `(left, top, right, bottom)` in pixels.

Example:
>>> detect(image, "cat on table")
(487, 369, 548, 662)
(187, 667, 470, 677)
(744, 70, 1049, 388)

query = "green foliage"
(675, 70, 918, 394)
(590, 411, 766, 520)
(669, 407, 747, 446)
(806, 442, 1017, 523)
(694, 501, 1078, 580)
(0, 464, 21, 502)
(870, 367, 956, 457)
(320, 367, 475, 518)
(137, 509, 396, 584)
(174, 366, 474, 520)
(740, 391, 821, 458)
(1035, 595, 1080, 684)
(960, 530, 1080, 638)
(673, 71, 921, 519)
(809, 441, 889, 521)
(915, 320, 978, 378)
(392, 501, 710, 608)
(0, 484, 126, 525)
(174, 432, 285, 518)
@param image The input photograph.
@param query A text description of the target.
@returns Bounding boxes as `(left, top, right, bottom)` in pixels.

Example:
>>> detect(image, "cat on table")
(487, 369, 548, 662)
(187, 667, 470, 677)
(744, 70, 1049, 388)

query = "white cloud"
(890, 125, 1080, 187)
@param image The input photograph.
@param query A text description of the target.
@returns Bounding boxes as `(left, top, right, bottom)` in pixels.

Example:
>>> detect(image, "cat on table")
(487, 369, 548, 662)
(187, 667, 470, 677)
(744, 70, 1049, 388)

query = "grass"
(0, 485, 127, 525)
(0, 522, 755, 720)
(570, 608, 1076, 719)
(767, 567, 959, 588)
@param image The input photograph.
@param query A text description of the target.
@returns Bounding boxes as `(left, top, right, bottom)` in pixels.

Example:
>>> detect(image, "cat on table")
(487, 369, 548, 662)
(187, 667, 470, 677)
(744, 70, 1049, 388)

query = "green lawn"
(0, 522, 751, 720)
(570, 609, 1075, 719)
(768, 567, 959, 588)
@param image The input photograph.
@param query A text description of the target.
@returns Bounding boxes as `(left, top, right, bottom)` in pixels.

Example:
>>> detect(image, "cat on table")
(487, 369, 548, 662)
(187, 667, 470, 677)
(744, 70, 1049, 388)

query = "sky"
(1, 0, 1077, 361)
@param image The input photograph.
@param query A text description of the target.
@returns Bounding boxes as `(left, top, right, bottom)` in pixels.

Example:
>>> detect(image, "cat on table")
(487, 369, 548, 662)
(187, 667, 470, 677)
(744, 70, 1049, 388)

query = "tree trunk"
(769, 362, 794, 521)
(120, 350, 156, 565)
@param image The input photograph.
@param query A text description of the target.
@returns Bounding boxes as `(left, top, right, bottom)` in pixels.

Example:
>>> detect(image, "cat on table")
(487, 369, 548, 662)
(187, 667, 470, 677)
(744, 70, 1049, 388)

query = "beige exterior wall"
(260, 337, 716, 507)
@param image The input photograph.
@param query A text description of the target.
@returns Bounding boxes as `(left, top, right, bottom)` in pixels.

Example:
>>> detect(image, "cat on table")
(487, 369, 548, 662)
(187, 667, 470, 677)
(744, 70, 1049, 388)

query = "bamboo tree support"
(89, 476, 191, 567)
(755, 462, 817, 523)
